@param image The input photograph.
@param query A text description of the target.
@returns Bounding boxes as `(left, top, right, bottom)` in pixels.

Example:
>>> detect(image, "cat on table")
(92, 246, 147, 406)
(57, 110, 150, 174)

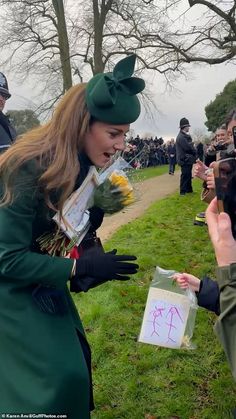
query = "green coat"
(0, 162, 91, 417)
(214, 264, 236, 381)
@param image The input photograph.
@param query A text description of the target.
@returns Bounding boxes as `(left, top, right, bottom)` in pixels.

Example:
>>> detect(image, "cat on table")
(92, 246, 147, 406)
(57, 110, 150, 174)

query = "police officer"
(0, 72, 16, 153)
(176, 117, 196, 195)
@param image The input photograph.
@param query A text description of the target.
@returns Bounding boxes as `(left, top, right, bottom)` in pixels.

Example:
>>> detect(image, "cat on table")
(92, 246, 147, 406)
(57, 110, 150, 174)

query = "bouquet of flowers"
(36, 230, 79, 257)
(37, 159, 136, 257)
(90, 169, 135, 214)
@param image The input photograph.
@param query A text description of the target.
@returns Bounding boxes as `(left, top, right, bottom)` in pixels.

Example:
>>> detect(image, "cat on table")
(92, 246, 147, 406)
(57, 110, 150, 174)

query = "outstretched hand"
(172, 273, 200, 292)
(71, 247, 139, 292)
(206, 198, 236, 267)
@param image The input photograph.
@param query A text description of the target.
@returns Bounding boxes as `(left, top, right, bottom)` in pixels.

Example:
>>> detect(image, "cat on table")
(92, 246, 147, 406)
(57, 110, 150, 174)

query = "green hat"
(85, 54, 145, 124)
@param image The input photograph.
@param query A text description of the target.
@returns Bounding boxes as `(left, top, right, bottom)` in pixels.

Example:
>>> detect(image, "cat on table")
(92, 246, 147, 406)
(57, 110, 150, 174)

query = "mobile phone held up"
(233, 126, 236, 148)
(214, 157, 236, 239)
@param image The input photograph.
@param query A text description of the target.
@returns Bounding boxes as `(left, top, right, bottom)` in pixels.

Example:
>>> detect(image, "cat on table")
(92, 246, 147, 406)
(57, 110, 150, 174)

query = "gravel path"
(97, 171, 180, 241)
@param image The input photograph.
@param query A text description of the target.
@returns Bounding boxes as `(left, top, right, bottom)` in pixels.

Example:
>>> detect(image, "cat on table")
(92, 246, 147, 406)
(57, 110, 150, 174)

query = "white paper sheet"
(139, 287, 191, 349)
(53, 167, 99, 244)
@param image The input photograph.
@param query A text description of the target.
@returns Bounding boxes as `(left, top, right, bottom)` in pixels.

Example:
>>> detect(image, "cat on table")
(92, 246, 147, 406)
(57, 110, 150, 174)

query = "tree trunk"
(93, 0, 106, 74)
(52, 0, 72, 91)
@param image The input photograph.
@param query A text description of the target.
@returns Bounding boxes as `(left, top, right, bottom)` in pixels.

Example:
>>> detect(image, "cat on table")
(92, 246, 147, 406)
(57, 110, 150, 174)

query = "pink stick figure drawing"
(150, 306, 165, 336)
(166, 306, 183, 343)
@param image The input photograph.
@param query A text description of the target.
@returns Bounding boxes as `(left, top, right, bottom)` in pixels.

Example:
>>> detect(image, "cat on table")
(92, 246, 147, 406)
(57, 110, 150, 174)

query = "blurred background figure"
(167, 138, 176, 175)
(176, 117, 196, 196)
(196, 140, 204, 161)
(204, 125, 228, 166)
(0, 72, 16, 153)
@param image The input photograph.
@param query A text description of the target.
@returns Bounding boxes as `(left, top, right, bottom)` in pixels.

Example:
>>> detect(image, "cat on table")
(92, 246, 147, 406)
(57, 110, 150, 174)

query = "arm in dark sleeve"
(196, 276, 220, 315)
(178, 134, 196, 155)
(0, 164, 73, 289)
(0, 125, 12, 153)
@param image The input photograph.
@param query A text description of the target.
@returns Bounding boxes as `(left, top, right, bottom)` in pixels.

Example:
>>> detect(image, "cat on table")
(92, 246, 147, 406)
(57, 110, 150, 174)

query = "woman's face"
(215, 128, 227, 143)
(84, 121, 129, 167)
(0, 93, 6, 112)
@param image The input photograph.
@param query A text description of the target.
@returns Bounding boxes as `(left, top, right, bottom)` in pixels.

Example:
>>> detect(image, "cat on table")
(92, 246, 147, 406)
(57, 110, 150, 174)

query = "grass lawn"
(73, 179, 236, 419)
(128, 165, 170, 182)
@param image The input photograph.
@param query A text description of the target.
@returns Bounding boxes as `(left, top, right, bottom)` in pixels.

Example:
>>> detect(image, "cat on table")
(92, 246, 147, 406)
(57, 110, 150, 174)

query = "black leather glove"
(70, 248, 139, 292)
(88, 206, 104, 230)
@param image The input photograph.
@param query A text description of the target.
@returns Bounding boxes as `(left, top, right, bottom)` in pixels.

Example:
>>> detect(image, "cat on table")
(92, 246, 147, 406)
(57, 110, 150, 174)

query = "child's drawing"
(139, 288, 190, 348)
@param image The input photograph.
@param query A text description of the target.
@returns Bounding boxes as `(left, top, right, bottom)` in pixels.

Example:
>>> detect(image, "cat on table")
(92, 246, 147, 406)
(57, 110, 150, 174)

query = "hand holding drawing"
(71, 248, 139, 292)
(139, 266, 198, 349)
(172, 273, 200, 292)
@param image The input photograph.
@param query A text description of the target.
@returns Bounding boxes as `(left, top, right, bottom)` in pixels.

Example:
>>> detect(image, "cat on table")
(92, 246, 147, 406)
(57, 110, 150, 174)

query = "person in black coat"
(0, 72, 16, 153)
(196, 141, 204, 161)
(176, 117, 196, 195)
(167, 138, 176, 175)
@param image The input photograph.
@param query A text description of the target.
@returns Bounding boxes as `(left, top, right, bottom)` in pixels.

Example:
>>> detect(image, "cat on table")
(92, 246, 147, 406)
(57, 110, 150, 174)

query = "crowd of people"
(123, 129, 206, 184)
(123, 135, 169, 168)
(0, 55, 236, 418)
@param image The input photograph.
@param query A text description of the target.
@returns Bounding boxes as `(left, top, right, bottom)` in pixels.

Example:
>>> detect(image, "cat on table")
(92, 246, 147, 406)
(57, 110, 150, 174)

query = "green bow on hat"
(85, 54, 145, 124)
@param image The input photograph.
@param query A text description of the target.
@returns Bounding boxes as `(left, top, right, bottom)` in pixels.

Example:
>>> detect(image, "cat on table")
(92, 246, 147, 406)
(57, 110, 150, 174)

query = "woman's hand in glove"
(70, 248, 139, 292)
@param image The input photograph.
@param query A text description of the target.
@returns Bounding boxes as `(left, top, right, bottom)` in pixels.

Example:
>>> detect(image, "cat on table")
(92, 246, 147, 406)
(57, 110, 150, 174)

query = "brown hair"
(0, 83, 91, 213)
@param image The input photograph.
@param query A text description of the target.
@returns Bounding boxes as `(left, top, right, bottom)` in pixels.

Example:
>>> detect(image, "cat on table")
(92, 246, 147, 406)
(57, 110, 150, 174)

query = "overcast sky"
(5, 61, 235, 141)
(3, 1, 235, 142)
(132, 61, 236, 140)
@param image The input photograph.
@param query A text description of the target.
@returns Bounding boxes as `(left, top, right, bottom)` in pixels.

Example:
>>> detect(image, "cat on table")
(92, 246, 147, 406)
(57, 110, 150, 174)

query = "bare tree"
(153, 0, 236, 66)
(192, 128, 207, 143)
(71, 0, 188, 82)
(52, 0, 72, 90)
(165, 0, 236, 65)
(71, 0, 236, 81)
(1, 0, 235, 114)
(0, 0, 72, 112)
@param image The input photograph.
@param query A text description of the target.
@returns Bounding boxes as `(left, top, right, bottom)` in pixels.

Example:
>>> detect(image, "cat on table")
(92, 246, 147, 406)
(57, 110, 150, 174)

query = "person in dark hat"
(0, 54, 143, 417)
(0, 72, 16, 153)
(176, 117, 196, 195)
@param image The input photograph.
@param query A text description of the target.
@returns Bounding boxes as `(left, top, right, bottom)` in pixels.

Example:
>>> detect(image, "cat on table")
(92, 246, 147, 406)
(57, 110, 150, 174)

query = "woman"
(0, 55, 144, 417)
(174, 108, 236, 315)
(206, 197, 236, 381)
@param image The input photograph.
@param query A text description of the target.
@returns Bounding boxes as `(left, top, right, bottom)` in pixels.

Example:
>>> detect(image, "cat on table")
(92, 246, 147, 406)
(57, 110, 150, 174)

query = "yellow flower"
(122, 190, 135, 206)
(93, 169, 135, 213)
(109, 172, 129, 188)
(98, 170, 136, 209)
(109, 172, 133, 198)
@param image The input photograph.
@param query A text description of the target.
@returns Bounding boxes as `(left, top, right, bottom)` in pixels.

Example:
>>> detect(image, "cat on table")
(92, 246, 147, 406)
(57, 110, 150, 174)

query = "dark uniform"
(0, 111, 16, 153)
(0, 72, 16, 152)
(167, 143, 176, 174)
(176, 119, 196, 195)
